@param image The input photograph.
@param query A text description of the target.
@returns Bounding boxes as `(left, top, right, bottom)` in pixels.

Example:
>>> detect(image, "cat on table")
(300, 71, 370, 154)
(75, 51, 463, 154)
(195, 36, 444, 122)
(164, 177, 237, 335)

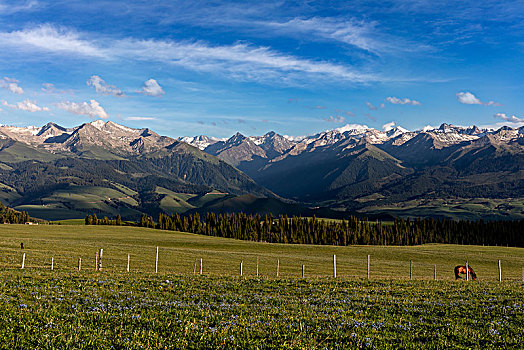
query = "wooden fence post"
(410, 260, 413, 280)
(21, 253, 25, 269)
(256, 257, 259, 277)
(466, 261, 469, 281)
(240, 260, 243, 277)
(99, 249, 103, 271)
(434, 264, 437, 280)
(498, 260, 502, 282)
(200, 258, 203, 275)
(333, 255, 337, 278)
(51, 257, 54, 271)
(276, 259, 280, 277)
(302, 264, 305, 278)
(127, 254, 130, 272)
(78, 258, 82, 271)
(155, 246, 159, 274)
(193, 259, 197, 275)
(95, 252, 98, 271)
(367, 255, 370, 279)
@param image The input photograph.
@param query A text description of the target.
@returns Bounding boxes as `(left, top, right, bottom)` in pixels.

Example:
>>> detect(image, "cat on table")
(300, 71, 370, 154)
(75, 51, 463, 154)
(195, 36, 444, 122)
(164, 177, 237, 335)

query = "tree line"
(86, 211, 524, 247)
(85, 213, 123, 226)
(0, 203, 30, 224)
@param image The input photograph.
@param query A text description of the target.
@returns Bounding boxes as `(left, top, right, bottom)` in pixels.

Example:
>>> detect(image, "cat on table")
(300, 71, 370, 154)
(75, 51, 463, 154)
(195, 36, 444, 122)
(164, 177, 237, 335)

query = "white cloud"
(366, 102, 384, 110)
(0, 25, 379, 84)
(325, 115, 346, 123)
(386, 96, 421, 105)
(1, 99, 49, 112)
(87, 75, 124, 97)
(456, 92, 501, 106)
(41, 83, 56, 93)
(17, 100, 49, 112)
(41, 82, 72, 94)
(137, 79, 165, 97)
(56, 100, 108, 119)
(382, 121, 396, 131)
(125, 116, 157, 121)
(494, 113, 523, 123)
(456, 91, 481, 104)
(1, 77, 24, 94)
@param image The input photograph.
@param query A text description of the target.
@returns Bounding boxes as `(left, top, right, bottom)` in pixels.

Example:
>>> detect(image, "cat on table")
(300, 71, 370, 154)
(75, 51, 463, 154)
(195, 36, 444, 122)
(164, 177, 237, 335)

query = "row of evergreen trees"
(0, 203, 30, 224)
(85, 213, 123, 226)
(84, 211, 523, 247)
(129, 212, 523, 247)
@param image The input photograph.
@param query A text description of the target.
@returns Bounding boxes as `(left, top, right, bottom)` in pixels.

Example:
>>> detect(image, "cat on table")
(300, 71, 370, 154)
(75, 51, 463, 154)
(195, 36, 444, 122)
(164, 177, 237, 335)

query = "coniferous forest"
(0, 203, 31, 224)
(85, 212, 524, 247)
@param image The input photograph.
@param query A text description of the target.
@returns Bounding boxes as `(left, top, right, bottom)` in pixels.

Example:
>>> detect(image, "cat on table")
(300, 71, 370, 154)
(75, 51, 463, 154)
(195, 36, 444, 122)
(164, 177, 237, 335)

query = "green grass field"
(2, 225, 522, 280)
(0, 225, 522, 348)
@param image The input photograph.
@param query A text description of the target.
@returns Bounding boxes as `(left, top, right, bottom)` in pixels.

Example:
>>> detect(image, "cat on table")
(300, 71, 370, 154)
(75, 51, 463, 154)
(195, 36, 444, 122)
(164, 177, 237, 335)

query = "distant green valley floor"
(356, 197, 524, 221)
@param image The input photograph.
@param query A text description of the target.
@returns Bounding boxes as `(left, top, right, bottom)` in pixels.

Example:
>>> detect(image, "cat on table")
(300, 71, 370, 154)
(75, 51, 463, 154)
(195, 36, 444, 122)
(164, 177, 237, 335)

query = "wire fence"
(3, 246, 523, 282)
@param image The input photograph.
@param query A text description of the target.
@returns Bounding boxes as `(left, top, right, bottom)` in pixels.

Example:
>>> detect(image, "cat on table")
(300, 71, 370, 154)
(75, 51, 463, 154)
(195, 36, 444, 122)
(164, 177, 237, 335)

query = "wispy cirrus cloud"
(325, 115, 346, 123)
(334, 109, 355, 117)
(125, 116, 157, 121)
(456, 91, 501, 106)
(494, 113, 523, 123)
(87, 75, 125, 97)
(261, 17, 383, 54)
(386, 96, 421, 105)
(56, 99, 108, 119)
(1, 77, 24, 94)
(41, 83, 72, 94)
(0, 0, 40, 14)
(0, 24, 380, 84)
(0, 24, 106, 58)
(2, 99, 49, 112)
(366, 101, 384, 110)
(258, 17, 432, 55)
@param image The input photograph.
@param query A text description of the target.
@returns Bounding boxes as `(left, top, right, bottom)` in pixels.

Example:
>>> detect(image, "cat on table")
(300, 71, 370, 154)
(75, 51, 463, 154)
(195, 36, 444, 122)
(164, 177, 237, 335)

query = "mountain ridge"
(0, 120, 276, 220)
(0, 120, 522, 221)
(181, 122, 523, 219)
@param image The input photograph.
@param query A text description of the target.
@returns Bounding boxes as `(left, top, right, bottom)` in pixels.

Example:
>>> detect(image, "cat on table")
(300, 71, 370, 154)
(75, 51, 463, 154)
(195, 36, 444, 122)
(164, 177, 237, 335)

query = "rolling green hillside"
(0, 144, 274, 220)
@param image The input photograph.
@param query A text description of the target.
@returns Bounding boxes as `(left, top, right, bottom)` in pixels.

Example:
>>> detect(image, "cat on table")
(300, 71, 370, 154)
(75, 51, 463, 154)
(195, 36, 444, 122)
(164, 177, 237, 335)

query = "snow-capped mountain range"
(177, 122, 523, 207)
(0, 119, 522, 220)
(180, 122, 521, 155)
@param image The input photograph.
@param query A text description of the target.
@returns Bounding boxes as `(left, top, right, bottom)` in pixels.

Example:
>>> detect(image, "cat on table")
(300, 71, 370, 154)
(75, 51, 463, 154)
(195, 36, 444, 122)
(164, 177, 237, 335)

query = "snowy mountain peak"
(178, 135, 223, 150)
(335, 124, 370, 133)
(90, 120, 106, 129)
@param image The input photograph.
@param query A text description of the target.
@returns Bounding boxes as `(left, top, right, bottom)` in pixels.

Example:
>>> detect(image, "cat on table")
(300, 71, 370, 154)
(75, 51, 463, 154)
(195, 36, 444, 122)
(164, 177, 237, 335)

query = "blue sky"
(0, 0, 522, 138)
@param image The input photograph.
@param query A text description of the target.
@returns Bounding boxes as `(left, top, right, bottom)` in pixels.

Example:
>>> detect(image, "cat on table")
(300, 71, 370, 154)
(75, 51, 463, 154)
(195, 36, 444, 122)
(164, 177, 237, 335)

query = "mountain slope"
(252, 140, 412, 201)
(186, 123, 524, 219)
(0, 120, 275, 220)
